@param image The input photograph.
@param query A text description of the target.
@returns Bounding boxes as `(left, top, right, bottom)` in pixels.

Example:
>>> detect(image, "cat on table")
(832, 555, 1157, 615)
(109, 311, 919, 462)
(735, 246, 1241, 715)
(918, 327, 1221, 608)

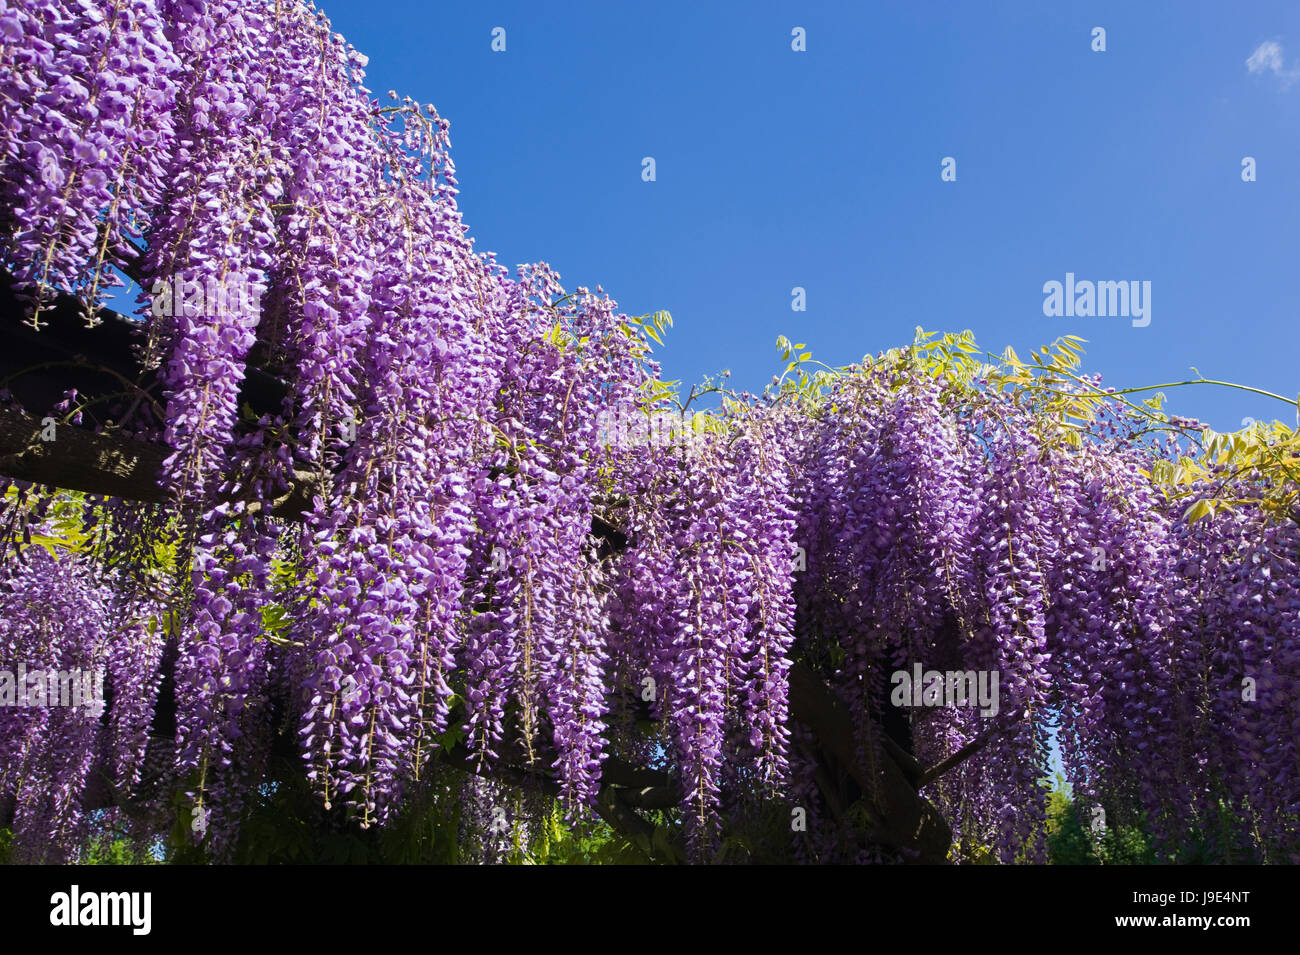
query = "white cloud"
(1247, 40, 1284, 74)
(1246, 40, 1299, 88)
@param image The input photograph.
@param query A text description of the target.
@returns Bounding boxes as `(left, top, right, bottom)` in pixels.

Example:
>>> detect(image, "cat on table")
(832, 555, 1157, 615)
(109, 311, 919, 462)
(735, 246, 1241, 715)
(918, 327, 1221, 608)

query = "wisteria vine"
(0, 0, 1296, 865)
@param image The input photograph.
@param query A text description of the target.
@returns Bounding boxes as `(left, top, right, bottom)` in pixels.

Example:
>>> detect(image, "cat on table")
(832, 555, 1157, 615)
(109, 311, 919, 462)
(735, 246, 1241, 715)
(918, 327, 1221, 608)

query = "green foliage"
(0, 820, 160, 865)
(515, 805, 654, 865)
(152, 752, 652, 864)
(771, 326, 1300, 526)
(618, 309, 675, 372)
(1039, 776, 1155, 865)
(1042, 785, 1095, 864)
(218, 760, 462, 865)
(951, 776, 1158, 865)
(81, 826, 161, 865)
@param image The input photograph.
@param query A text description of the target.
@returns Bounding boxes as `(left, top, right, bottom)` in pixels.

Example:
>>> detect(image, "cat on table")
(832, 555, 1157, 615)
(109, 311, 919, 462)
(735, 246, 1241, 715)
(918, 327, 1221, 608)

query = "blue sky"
(319, 0, 1300, 432)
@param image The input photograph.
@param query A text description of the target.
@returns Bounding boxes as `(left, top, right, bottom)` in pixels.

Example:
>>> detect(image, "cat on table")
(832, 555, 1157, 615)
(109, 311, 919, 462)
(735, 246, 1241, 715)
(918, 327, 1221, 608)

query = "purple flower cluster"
(0, 0, 180, 325)
(0, 538, 163, 862)
(608, 411, 798, 860)
(788, 365, 1299, 863)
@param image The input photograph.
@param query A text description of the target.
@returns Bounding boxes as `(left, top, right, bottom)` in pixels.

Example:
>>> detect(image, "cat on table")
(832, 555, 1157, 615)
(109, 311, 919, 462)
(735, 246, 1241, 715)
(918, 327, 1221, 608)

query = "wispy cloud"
(1246, 40, 1300, 88)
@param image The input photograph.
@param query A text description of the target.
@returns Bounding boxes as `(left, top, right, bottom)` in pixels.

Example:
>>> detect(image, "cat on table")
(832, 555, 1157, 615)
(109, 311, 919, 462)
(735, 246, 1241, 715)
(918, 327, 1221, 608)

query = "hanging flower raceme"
(0, 0, 182, 326)
(0, 543, 141, 862)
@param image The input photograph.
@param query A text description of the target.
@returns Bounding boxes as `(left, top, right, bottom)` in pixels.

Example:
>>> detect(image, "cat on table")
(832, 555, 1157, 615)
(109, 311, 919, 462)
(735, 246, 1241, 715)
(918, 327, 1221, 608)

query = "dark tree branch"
(788, 661, 952, 863)
(0, 406, 169, 502)
(882, 733, 925, 788)
(0, 406, 323, 518)
(916, 708, 1028, 790)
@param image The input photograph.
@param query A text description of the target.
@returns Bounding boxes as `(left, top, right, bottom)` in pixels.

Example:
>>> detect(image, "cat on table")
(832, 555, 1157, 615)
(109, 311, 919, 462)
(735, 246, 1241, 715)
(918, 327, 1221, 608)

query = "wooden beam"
(0, 406, 169, 502)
